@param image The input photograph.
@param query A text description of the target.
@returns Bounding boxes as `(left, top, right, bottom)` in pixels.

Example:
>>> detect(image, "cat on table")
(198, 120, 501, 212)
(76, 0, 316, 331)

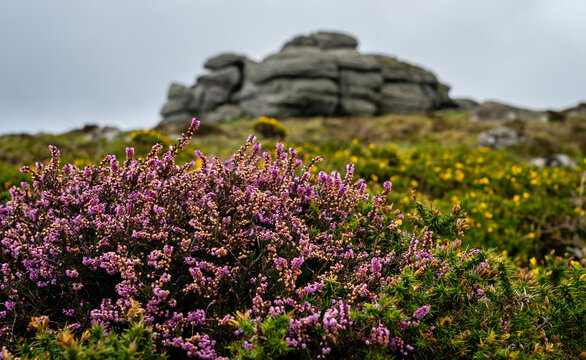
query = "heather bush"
(1, 119, 584, 358)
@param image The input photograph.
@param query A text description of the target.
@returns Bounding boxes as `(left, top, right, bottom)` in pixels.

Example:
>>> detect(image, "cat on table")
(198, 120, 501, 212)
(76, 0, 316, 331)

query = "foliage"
(130, 130, 173, 147)
(0, 163, 29, 204)
(251, 117, 288, 139)
(290, 141, 586, 259)
(2, 301, 165, 359)
(1, 119, 584, 358)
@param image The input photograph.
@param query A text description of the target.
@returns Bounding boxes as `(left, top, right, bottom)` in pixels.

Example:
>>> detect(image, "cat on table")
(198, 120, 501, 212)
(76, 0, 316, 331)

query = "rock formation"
(470, 101, 548, 123)
(477, 127, 527, 149)
(528, 154, 578, 169)
(159, 31, 455, 125)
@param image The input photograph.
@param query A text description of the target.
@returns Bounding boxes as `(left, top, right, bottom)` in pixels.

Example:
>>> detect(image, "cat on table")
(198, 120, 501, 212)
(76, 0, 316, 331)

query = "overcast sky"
(1, 0, 585, 135)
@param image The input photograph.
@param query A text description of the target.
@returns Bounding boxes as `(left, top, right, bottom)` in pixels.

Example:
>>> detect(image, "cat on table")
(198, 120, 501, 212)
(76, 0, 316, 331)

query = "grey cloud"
(1, 0, 584, 134)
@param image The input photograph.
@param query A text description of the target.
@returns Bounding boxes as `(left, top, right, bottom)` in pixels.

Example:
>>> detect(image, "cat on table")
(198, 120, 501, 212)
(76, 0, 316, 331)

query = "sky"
(0, 0, 585, 135)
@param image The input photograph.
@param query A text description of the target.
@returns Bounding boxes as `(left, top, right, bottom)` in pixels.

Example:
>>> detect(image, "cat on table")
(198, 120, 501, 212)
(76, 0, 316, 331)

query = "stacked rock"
(160, 54, 248, 125)
(375, 55, 449, 114)
(159, 31, 454, 125)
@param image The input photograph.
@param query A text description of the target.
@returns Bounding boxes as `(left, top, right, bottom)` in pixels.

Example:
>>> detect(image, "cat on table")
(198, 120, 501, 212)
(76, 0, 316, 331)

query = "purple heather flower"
(125, 147, 135, 159)
(413, 305, 431, 319)
(384, 181, 392, 192)
(371, 257, 382, 273)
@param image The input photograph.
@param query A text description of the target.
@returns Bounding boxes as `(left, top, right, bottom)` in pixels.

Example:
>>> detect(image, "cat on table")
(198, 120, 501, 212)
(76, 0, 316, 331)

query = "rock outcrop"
(561, 103, 586, 118)
(159, 31, 454, 125)
(470, 101, 548, 123)
(528, 154, 578, 169)
(477, 127, 527, 149)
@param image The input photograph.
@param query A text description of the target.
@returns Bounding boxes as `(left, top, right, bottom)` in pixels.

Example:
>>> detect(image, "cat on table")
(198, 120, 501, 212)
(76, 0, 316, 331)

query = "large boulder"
(529, 154, 578, 169)
(380, 83, 443, 114)
(188, 66, 242, 113)
(471, 101, 548, 122)
(374, 55, 438, 84)
(80, 125, 121, 142)
(282, 31, 358, 50)
(161, 83, 194, 118)
(239, 78, 339, 118)
(374, 55, 448, 113)
(249, 48, 339, 83)
(204, 53, 247, 71)
(160, 58, 248, 124)
(197, 66, 241, 89)
(329, 49, 381, 72)
(167, 83, 190, 99)
(159, 112, 193, 126)
(332, 50, 382, 116)
(204, 104, 244, 123)
(338, 70, 381, 115)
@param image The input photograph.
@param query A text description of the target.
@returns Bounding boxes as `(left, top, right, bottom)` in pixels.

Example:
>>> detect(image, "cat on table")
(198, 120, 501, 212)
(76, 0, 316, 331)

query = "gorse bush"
(251, 117, 288, 139)
(3, 302, 166, 359)
(130, 129, 173, 147)
(1, 119, 584, 359)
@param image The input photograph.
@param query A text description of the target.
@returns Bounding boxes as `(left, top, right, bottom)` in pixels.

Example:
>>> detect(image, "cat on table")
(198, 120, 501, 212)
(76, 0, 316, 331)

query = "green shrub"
(252, 117, 288, 139)
(0, 162, 29, 204)
(4, 303, 166, 359)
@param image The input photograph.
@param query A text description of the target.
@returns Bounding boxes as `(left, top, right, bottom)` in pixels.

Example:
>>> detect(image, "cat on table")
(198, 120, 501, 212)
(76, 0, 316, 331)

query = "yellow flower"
(532, 268, 540, 276)
(411, 179, 419, 188)
(530, 257, 537, 266)
(371, 174, 379, 182)
(352, 138, 358, 145)
(528, 232, 536, 239)
(397, 219, 403, 225)
(501, 250, 508, 257)
(513, 195, 521, 202)
(579, 273, 586, 281)
(502, 333, 511, 340)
